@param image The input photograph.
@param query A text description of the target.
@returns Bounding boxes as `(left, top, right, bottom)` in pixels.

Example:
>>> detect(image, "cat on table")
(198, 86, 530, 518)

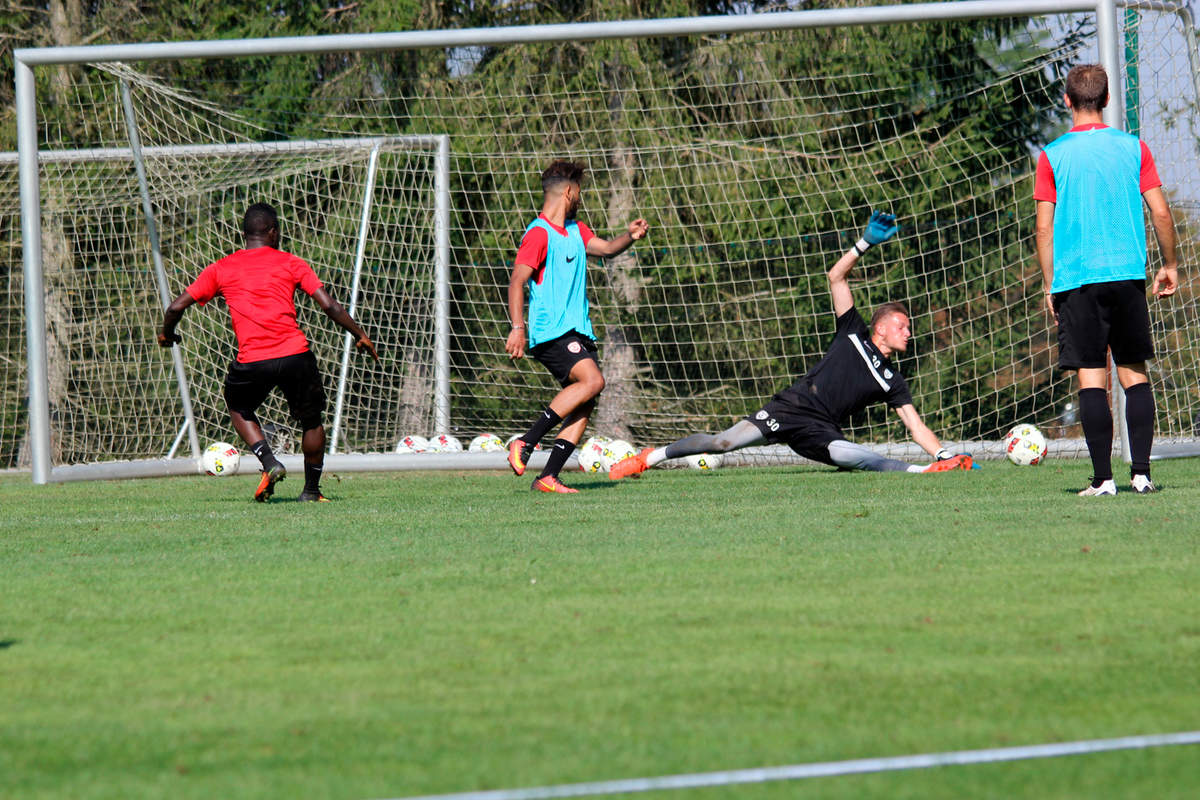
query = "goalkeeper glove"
(854, 210, 898, 255)
(935, 448, 955, 461)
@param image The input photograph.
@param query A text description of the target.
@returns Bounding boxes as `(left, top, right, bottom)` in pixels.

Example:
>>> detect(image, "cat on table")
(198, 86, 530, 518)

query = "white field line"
(376, 731, 1200, 800)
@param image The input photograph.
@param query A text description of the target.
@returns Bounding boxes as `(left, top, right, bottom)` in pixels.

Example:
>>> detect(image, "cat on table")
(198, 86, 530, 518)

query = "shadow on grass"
(0, 639, 17, 649)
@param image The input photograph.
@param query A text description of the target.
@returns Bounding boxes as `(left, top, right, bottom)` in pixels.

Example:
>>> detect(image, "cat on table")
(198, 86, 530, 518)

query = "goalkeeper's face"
(565, 183, 582, 220)
(875, 311, 911, 354)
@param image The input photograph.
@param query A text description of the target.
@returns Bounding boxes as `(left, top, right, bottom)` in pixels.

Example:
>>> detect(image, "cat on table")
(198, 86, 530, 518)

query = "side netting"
(8, 7, 1200, 477)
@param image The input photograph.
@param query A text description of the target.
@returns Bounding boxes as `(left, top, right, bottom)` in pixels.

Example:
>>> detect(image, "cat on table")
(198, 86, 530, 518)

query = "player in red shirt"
(159, 203, 378, 502)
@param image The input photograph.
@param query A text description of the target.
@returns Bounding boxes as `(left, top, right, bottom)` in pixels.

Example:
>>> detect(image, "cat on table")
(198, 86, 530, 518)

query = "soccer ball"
(201, 441, 241, 476)
(468, 433, 505, 452)
(576, 437, 610, 473)
(1005, 424, 1047, 466)
(603, 439, 638, 470)
(396, 434, 429, 454)
(685, 452, 723, 470)
(427, 433, 463, 452)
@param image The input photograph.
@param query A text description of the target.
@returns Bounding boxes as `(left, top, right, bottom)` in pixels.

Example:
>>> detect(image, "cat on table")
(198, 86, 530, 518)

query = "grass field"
(3, 458, 1199, 799)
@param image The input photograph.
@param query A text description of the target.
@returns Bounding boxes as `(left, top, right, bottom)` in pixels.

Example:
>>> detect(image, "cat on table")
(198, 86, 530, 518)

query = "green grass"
(2, 459, 1199, 799)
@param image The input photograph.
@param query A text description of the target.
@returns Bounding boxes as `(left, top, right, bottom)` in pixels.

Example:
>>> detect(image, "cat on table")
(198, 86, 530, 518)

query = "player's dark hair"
(243, 203, 279, 237)
(541, 160, 586, 195)
(1065, 64, 1109, 113)
(871, 302, 909, 332)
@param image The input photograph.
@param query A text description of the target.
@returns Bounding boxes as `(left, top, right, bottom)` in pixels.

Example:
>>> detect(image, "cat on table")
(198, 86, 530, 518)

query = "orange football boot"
(531, 475, 578, 494)
(922, 454, 974, 472)
(609, 448, 652, 480)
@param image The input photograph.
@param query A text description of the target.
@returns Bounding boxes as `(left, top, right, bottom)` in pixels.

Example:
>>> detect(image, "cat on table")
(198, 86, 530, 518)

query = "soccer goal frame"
(13, 0, 1195, 484)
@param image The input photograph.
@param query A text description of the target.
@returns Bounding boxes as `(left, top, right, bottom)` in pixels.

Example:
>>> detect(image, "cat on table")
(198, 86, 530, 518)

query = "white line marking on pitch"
(375, 731, 1200, 800)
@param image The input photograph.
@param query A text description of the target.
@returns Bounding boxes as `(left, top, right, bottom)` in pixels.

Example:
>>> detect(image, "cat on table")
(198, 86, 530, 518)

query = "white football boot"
(1130, 474, 1158, 494)
(1077, 478, 1117, 497)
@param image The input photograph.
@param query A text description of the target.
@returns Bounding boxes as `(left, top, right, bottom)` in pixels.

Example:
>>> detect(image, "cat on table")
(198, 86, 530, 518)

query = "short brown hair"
(1065, 64, 1109, 113)
(871, 302, 909, 332)
(542, 160, 586, 194)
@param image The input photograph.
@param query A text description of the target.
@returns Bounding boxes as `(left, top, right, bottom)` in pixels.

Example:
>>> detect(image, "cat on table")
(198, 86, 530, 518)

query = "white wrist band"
(854, 238, 871, 256)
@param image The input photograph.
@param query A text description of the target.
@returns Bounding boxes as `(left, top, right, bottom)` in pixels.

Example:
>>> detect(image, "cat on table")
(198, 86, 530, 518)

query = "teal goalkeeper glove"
(854, 210, 898, 254)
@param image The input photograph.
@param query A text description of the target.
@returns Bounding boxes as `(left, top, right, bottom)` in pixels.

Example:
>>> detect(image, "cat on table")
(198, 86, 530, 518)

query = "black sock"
(538, 438, 577, 479)
(1079, 387, 1113, 484)
(249, 439, 280, 471)
(522, 408, 563, 449)
(1125, 382, 1154, 478)
(304, 461, 323, 493)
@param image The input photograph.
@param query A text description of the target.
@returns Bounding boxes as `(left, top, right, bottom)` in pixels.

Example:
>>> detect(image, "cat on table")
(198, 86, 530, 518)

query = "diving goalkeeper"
(610, 212, 973, 480)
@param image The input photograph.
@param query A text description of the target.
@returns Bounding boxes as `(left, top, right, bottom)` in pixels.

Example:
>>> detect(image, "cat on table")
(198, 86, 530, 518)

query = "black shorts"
(746, 396, 842, 467)
(530, 331, 599, 386)
(1052, 279, 1154, 369)
(224, 350, 326, 428)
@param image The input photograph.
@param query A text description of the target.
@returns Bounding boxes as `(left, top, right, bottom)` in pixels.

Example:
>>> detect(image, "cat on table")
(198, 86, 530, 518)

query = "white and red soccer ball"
(1005, 423, 1047, 466)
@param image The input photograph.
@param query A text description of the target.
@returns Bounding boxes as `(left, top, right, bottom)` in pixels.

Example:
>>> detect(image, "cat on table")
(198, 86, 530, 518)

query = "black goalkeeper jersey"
(774, 306, 913, 427)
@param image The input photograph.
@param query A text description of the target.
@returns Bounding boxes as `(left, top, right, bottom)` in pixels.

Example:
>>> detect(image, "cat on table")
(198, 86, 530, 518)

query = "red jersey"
(186, 246, 324, 363)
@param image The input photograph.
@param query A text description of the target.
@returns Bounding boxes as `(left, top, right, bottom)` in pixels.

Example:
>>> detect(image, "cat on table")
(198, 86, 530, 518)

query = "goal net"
(7, 4, 1200, 479)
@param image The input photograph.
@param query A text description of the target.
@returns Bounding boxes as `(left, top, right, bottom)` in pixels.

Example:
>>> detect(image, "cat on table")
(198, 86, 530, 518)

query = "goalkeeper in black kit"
(611, 212, 974, 480)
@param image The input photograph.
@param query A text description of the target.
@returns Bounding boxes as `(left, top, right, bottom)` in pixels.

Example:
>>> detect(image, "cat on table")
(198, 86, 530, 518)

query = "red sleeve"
(575, 221, 595, 246)
(186, 262, 220, 305)
(1139, 141, 1162, 193)
(293, 256, 323, 296)
(515, 226, 548, 270)
(1033, 151, 1056, 203)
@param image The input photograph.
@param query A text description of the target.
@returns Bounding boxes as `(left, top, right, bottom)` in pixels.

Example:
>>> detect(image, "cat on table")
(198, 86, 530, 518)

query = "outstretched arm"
(1144, 187, 1179, 298)
(828, 211, 897, 317)
(312, 287, 379, 361)
(158, 291, 196, 347)
(894, 403, 948, 460)
(585, 218, 649, 258)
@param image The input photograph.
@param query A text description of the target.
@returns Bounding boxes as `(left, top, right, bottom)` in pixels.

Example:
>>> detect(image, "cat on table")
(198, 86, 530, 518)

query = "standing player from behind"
(611, 211, 972, 480)
(505, 160, 649, 493)
(158, 203, 379, 502)
(1035, 64, 1179, 496)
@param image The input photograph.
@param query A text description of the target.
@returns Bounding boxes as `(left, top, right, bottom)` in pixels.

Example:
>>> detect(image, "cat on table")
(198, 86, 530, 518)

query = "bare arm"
(1144, 186, 1179, 297)
(894, 403, 943, 459)
(506, 262, 535, 360)
(312, 286, 379, 361)
(584, 218, 649, 258)
(1035, 200, 1056, 320)
(158, 291, 196, 347)
(826, 248, 860, 318)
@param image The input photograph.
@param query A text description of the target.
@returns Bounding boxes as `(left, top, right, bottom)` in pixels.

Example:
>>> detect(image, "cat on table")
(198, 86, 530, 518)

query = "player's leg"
(279, 352, 331, 502)
(825, 439, 937, 472)
(1054, 285, 1117, 496)
(1110, 280, 1158, 492)
(511, 333, 602, 477)
(532, 395, 595, 494)
(610, 419, 765, 480)
(223, 360, 287, 501)
(1116, 363, 1155, 492)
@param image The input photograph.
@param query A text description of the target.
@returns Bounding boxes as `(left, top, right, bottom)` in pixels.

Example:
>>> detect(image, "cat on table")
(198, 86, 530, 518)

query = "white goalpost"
(9, 0, 1200, 483)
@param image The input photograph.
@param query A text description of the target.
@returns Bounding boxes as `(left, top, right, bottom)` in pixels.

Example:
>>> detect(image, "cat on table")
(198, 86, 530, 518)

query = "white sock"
(906, 464, 926, 473)
(646, 447, 669, 467)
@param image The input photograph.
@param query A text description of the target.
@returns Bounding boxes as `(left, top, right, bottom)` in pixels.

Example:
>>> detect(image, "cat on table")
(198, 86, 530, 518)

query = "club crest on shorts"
(756, 410, 769, 420)
(567, 341, 582, 353)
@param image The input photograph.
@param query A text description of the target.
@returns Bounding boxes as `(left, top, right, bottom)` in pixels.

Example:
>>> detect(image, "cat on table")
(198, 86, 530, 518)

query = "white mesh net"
(6, 8, 1200, 473)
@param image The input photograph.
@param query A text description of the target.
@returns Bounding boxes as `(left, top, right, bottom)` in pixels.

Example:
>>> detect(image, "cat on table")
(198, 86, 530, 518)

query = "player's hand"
(863, 211, 898, 246)
(1152, 265, 1178, 298)
(355, 335, 380, 362)
(627, 218, 649, 241)
(1044, 292, 1058, 323)
(506, 328, 526, 360)
(935, 448, 958, 461)
(158, 331, 181, 348)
